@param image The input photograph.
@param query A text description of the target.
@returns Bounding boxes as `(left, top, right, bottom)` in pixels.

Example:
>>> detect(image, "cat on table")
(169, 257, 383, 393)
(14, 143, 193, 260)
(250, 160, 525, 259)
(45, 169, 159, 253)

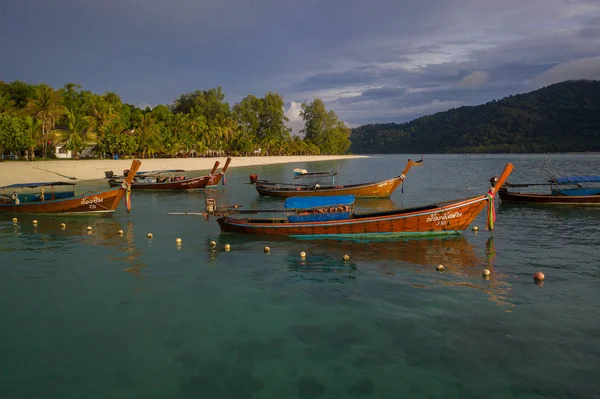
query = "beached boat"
(494, 174, 600, 205)
(201, 163, 514, 238)
(251, 158, 423, 198)
(0, 160, 141, 214)
(107, 157, 231, 190)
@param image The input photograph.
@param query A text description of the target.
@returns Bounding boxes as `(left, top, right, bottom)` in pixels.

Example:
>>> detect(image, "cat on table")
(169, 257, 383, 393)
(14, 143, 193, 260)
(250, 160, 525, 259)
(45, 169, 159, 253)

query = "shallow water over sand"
(1, 154, 599, 398)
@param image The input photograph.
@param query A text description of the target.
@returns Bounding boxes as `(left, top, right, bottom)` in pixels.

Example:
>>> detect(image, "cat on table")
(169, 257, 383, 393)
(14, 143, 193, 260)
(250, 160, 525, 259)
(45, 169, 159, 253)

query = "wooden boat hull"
(498, 188, 600, 205)
(0, 186, 127, 214)
(0, 160, 141, 214)
(216, 196, 488, 238)
(255, 176, 403, 198)
(108, 174, 222, 190)
(107, 157, 230, 190)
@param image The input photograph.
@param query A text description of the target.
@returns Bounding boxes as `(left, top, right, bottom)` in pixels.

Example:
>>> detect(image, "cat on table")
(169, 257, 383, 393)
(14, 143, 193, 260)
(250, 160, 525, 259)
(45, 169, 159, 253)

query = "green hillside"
(350, 80, 600, 153)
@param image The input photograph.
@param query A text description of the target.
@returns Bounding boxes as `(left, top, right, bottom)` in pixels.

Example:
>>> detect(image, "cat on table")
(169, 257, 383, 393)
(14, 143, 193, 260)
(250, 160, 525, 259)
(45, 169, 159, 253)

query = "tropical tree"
(134, 113, 161, 158)
(24, 116, 42, 160)
(86, 95, 118, 155)
(25, 84, 66, 158)
(0, 92, 15, 115)
(300, 99, 351, 154)
(98, 120, 136, 158)
(0, 114, 30, 157)
(63, 109, 89, 159)
(59, 83, 83, 112)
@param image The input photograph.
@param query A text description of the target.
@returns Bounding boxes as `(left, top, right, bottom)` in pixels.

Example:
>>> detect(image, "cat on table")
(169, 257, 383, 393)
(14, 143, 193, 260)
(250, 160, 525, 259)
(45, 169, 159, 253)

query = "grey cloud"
(2, 0, 599, 124)
(532, 57, 600, 88)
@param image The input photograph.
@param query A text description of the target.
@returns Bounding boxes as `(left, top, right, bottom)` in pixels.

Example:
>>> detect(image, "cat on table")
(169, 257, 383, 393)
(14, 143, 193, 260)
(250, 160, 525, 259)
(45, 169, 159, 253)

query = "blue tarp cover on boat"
(284, 195, 355, 209)
(0, 181, 76, 189)
(288, 211, 351, 223)
(552, 188, 600, 196)
(554, 176, 600, 184)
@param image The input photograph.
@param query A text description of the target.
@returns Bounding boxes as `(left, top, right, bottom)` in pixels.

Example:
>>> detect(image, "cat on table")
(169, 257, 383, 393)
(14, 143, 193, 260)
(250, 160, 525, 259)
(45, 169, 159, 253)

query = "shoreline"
(0, 155, 368, 186)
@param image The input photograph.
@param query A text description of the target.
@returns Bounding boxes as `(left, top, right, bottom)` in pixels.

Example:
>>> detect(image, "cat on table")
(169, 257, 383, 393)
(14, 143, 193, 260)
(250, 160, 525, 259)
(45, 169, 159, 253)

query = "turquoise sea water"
(1, 154, 600, 399)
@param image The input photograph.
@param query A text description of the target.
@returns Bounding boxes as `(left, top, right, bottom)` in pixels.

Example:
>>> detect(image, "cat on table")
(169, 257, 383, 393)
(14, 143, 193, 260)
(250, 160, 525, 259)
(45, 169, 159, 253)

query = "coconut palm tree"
(63, 109, 89, 159)
(24, 116, 42, 160)
(25, 85, 66, 158)
(86, 97, 118, 157)
(134, 113, 160, 158)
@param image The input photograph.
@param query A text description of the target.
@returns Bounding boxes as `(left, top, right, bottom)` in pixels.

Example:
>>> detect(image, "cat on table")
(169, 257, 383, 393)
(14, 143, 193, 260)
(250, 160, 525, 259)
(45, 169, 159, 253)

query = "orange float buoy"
(533, 272, 545, 282)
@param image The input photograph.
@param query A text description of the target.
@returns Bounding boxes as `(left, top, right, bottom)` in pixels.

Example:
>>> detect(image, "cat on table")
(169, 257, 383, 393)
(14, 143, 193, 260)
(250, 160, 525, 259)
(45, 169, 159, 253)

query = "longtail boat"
(252, 158, 423, 198)
(200, 163, 514, 238)
(1, 181, 76, 204)
(0, 160, 141, 214)
(493, 174, 600, 205)
(107, 157, 231, 190)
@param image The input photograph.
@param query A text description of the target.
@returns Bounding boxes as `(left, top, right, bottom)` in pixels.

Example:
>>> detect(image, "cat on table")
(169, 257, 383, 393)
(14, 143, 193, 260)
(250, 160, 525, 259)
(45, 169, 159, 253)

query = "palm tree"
(24, 116, 42, 160)
(25, 85, 66, 158)
(134, 113, 160, 158)
(86, 97, 118, 157)
(63, 109, 89, 159)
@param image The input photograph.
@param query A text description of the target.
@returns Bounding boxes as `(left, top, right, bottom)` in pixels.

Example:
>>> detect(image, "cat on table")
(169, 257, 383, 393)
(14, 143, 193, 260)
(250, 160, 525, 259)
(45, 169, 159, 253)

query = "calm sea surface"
(1, 154, 600, 399)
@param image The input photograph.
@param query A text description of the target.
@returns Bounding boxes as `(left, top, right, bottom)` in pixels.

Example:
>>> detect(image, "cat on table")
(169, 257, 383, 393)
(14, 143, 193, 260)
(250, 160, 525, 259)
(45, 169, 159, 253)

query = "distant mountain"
(349, 80, 600, 153)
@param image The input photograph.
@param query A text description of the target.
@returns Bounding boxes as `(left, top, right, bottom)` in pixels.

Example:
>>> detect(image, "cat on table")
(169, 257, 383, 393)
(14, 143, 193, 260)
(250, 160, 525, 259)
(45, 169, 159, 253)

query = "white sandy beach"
(0, 155, 367, 186)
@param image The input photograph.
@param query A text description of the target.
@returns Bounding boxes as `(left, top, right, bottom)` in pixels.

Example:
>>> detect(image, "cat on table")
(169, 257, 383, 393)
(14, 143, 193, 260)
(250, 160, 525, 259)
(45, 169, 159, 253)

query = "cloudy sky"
(1, 0, 599, 131)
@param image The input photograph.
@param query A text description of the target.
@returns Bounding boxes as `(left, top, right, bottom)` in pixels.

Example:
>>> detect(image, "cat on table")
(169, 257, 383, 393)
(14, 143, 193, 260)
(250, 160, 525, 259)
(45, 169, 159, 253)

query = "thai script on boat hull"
(182, 179, 202, 186)
(426, 211, 463, 223)
(81, 196, 104, 205)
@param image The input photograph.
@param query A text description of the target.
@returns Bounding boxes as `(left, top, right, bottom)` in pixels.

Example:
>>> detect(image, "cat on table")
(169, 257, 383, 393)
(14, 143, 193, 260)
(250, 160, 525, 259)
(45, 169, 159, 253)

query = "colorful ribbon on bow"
(121, 181, 132, 213)
(486, 188, 496, 231)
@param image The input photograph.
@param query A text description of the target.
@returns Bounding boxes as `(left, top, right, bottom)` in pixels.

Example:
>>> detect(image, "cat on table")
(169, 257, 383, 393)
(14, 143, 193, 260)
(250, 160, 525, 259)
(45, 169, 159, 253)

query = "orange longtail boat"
(0, 160, 141, 214)
(253, 158, 422, 198)
(202, 163, 514, 238)
(107, 157, 231, 190)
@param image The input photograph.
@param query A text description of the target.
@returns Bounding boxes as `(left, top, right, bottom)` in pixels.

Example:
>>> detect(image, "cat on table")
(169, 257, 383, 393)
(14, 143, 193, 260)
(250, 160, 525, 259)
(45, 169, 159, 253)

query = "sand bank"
(0, 155, 367, 186)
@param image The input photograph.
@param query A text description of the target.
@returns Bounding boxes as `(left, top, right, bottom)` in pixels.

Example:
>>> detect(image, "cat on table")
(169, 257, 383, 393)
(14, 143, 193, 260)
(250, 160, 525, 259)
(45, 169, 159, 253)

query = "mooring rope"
(486, 188, 496, 231)
(121, 181, 132, 213)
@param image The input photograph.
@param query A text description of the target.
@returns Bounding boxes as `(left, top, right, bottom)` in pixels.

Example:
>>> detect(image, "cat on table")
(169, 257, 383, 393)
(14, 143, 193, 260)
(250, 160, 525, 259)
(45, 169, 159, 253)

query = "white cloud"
(531, 56, 600, 88)
(457, 71, 489, 88)
(284, 101, 304, 135)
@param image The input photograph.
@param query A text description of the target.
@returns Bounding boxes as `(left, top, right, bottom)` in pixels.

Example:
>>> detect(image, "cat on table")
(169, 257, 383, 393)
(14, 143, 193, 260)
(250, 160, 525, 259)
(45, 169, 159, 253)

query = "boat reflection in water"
(211, 233, 513, 309)
(3, 217, 147, 279)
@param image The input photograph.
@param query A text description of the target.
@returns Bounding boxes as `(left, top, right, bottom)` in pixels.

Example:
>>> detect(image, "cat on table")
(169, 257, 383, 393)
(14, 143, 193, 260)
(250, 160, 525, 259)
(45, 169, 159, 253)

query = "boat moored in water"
(202, 163, 514, 238)
(0, 181, 76, 204)
(493, 174, 600, 205)
(251, 157, 423, 198)
(0, 160, 141, 214)
(106, 157, 231, 190)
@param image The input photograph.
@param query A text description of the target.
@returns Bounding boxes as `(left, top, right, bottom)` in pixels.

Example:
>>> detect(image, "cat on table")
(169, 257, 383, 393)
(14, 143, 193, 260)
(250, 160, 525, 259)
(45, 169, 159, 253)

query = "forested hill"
(350, 80, 600, 154)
